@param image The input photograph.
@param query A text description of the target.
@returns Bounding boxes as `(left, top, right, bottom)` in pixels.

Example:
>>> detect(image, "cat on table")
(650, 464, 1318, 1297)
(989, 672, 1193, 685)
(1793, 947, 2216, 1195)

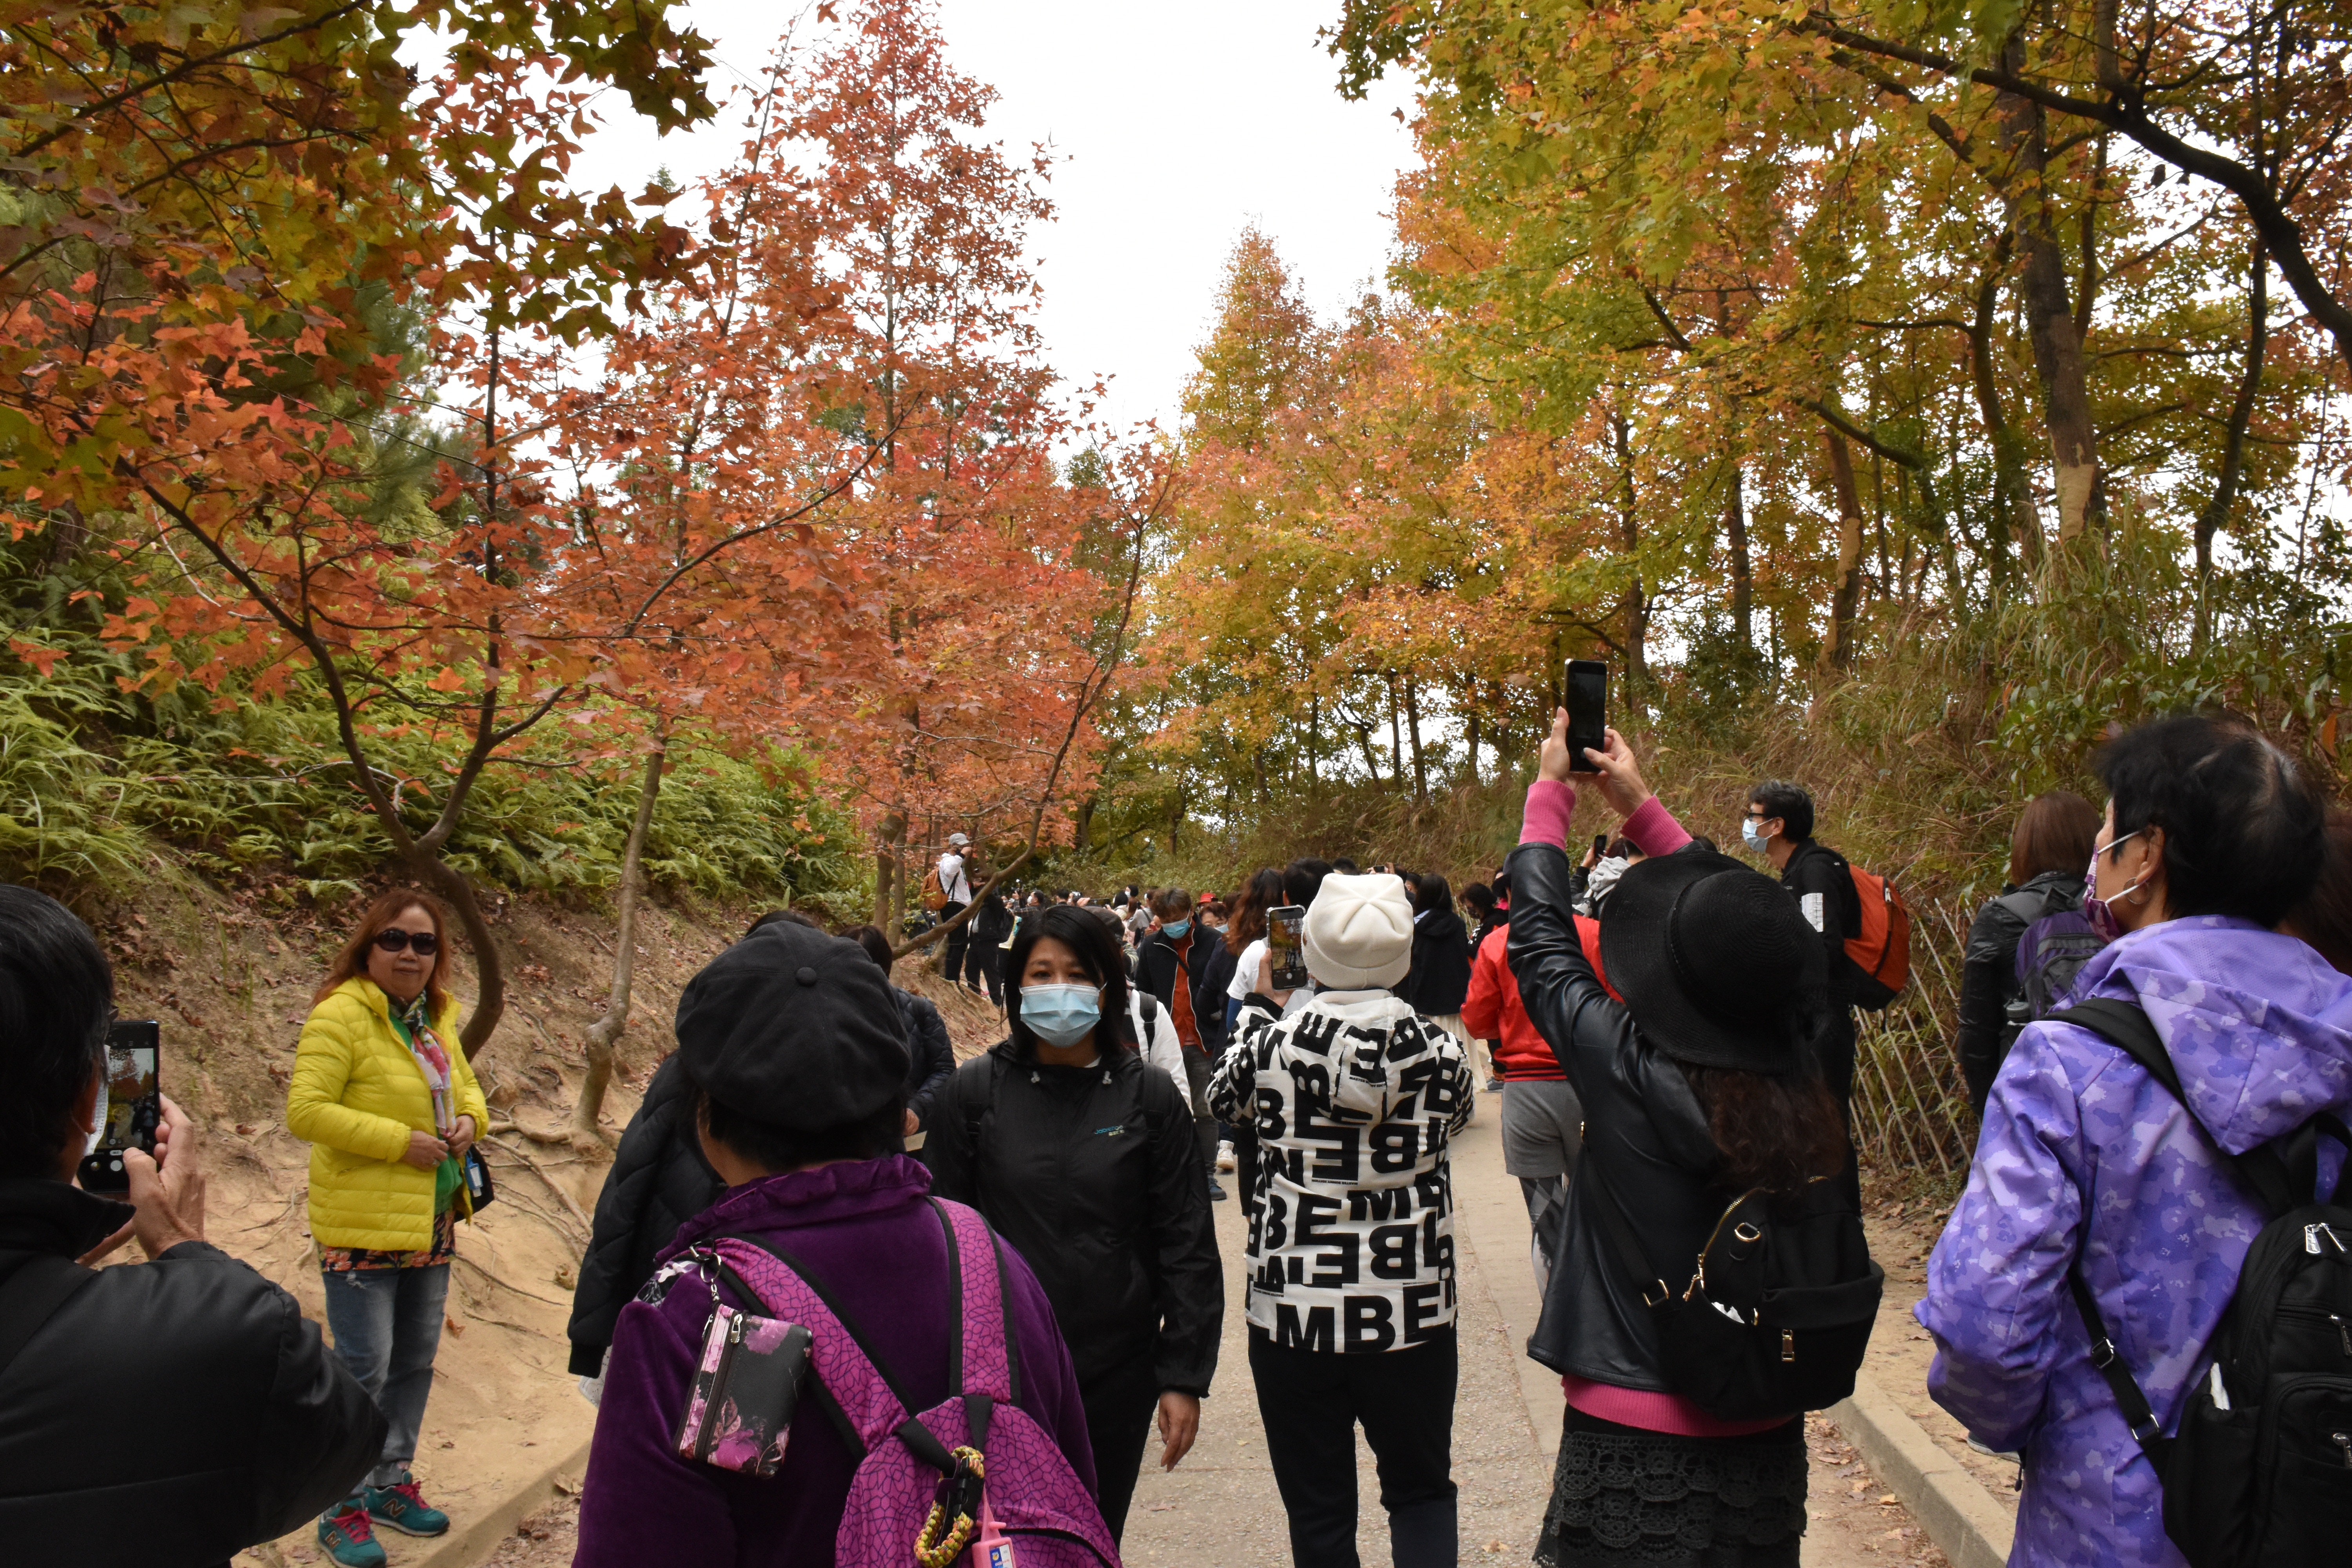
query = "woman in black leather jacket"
(1506, 714, 1854, 1568)
(1955, 790, 2102, 1116)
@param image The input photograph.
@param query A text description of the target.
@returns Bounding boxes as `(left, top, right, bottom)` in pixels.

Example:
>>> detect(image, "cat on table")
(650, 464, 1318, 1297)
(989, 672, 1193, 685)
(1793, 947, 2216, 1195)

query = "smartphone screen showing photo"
(1565, 659, 1607, 773)
(1267, 905, 1309, 991)
(81, 1021, 159, 1194)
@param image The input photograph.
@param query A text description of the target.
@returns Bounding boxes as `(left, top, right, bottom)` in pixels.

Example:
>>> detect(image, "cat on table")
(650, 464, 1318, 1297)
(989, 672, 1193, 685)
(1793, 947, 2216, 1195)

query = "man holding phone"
(0, 886, 383, 1564)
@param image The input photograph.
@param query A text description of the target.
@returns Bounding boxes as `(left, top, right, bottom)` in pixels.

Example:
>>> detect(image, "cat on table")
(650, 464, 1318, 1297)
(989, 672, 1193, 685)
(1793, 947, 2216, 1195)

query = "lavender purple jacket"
(573, 1155, 1095, 1568)
(1917, 915, 2352, 1568)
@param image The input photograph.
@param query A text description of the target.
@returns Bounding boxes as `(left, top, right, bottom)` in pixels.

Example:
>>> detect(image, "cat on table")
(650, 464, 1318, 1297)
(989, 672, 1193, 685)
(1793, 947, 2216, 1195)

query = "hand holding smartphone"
(79, 1020, 160, 1195)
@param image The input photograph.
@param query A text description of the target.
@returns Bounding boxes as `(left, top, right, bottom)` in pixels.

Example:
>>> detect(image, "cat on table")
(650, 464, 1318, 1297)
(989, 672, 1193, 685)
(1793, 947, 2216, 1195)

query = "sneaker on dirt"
(318, 1505, 387, 1568)
(366, 1477, 452, 1537)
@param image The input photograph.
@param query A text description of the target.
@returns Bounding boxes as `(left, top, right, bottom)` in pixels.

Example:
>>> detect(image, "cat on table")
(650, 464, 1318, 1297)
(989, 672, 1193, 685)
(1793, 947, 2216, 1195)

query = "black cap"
(1598, 848, 1826, 1075)
(674, 924, 911, 1129)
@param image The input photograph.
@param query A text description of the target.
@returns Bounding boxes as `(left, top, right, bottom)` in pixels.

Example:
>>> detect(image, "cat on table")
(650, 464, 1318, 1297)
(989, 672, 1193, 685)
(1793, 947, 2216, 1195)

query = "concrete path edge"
(412, 1436, 594, 1568)
(1827, 1372, 2013, 1568)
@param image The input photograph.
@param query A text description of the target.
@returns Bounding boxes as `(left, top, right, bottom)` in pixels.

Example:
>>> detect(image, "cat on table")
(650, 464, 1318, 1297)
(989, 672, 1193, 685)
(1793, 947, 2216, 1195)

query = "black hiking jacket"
(568, 1053, 723, 1376)
(924, 1041, 1222, 1396)
(1781, 838, 1863, 1102)
(0, 1178, 383, 1565)
(1957, 869, 2085, 1114)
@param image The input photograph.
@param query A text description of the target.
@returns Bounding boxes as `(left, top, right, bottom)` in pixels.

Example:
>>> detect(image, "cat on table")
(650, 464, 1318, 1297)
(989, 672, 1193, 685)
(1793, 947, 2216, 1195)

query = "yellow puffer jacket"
(287, 977, 490, 1252)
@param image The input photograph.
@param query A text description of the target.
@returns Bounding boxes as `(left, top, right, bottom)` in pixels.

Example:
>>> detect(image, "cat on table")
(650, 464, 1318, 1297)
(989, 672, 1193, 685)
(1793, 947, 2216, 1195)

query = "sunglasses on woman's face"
(373, 928, 438, 956)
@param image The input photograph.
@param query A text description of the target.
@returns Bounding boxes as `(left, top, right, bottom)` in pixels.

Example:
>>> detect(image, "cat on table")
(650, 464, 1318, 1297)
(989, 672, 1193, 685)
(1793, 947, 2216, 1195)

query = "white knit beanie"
(1302, 872, 1415, 990)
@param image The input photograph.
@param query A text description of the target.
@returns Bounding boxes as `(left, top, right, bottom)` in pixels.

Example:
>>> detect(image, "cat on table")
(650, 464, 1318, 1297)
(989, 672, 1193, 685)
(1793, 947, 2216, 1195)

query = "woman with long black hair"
(923, 904, 1223, 1544)
(1507, 713, 1860, 1567)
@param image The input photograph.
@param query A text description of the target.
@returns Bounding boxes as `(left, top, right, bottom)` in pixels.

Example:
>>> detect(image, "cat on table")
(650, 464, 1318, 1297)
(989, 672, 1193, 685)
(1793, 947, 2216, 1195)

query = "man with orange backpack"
(1742, 781, 1868, 1109)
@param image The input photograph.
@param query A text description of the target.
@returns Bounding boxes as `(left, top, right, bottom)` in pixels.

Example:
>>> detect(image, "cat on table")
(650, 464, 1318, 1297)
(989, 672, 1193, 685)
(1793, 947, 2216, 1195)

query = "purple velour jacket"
(1916, 915, 2352, 1568)
(573, 1155, 1095, 1568)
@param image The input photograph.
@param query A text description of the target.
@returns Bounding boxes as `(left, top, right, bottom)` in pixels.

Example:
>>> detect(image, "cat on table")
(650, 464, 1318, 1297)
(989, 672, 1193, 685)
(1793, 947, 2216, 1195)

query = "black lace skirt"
(1534, 1406, 1808, 1568)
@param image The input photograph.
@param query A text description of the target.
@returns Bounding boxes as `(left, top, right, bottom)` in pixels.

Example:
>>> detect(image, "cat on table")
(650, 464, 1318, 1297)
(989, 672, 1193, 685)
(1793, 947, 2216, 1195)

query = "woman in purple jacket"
(1919, 714, 2352, 1568)
(573, 920, 1094, 1566)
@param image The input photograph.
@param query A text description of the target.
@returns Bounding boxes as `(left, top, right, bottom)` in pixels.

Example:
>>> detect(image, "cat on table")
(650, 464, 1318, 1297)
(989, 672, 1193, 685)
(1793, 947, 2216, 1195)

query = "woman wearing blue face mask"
(923, 903, 1223, 1544)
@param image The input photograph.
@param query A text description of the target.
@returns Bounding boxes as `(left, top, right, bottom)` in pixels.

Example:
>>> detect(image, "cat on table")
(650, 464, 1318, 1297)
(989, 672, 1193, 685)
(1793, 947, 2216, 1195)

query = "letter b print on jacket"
(1207, 988, 1474, 1352)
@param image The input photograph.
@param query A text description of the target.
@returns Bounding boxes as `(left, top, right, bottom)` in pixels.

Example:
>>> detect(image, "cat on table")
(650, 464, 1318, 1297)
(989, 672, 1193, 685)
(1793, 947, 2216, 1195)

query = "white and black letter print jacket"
(1206, 987, 1474, 1352)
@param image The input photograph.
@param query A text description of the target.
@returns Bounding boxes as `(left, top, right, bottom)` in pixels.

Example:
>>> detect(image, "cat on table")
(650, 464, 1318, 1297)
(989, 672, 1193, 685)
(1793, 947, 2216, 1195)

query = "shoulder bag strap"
(0, 1252, 99, 1381)
(708, 1234, 959, 1474)
(1575, 1157, 1675, 1308)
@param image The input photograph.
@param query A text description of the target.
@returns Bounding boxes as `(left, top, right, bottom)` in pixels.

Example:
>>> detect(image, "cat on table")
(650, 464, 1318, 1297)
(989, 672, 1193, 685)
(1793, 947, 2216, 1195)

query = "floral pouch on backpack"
(671, 1246, 812, 1476)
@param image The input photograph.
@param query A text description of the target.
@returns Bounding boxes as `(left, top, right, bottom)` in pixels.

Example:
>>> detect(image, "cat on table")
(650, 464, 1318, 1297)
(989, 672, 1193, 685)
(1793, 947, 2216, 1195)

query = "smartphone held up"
(1267, 905, 1309, 992)
(80, 1020, 161, 1195)
(1564, 659, 1608, 772)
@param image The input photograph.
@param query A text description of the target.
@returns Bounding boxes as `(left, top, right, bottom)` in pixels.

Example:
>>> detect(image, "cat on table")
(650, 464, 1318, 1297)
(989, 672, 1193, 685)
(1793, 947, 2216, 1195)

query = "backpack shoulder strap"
(1996, 889, 2051, 926)
(708, 1235, 957, 1473)
(1140, 993, 1159, 1025)
(0, 1253, 98, 1382)
(932, 1199, 1018, 1452)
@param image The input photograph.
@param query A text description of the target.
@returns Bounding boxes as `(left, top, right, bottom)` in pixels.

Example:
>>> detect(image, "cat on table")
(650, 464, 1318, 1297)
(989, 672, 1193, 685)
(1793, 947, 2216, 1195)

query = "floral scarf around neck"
(390, 989, 463, 1215)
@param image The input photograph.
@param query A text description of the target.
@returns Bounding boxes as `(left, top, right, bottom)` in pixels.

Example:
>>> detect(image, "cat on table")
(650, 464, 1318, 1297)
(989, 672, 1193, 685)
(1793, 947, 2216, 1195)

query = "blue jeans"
(319, 1263, 450, 1502)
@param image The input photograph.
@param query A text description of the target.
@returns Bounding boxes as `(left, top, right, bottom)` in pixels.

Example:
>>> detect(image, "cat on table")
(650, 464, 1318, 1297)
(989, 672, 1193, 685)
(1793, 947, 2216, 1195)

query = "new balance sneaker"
(1215, 1140, 1236, 1172)
(319, 1506, 387, 1568)
(366, 1477, 451, 1537)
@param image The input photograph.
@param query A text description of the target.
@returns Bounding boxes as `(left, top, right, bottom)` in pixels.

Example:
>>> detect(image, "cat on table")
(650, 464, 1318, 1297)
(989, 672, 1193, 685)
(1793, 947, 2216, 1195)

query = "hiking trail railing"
(1851, 899, 1979, 1183)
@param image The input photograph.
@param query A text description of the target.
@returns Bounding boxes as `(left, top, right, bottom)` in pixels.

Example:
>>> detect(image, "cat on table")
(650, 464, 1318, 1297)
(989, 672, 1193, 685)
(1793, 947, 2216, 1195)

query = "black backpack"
(2055, 998, 2352, 1568)
(1998, 887, 2103, 1057)
(1584, 1158, 1885, 1421)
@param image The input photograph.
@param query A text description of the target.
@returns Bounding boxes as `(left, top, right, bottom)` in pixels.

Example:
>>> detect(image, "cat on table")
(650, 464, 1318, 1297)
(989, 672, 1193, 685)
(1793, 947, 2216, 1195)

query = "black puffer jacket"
(925, 1042, 1221, 1396)
(1402, 906, 1474, 1015)
(1506, 839, 1759, 1390)
(0, 1179, 383, 1566)
(896, 986, 955, 1126)
(1781, 839, 1862, 1103)
(567, 1053, 723, 1376)
(1956, 868, 2083, 1114)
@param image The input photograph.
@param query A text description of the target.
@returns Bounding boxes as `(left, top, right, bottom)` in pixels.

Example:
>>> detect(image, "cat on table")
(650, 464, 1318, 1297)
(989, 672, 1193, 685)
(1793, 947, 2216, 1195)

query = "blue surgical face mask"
(1741, 817, 1769, 854)
(1019, 983, 1101, 1049)
(1162, 918, 1191, 938)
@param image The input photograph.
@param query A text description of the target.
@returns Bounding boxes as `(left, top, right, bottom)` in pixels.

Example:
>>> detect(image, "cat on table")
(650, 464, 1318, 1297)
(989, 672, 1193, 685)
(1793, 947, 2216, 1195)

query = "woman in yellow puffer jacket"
(287, 888, 488, 1568)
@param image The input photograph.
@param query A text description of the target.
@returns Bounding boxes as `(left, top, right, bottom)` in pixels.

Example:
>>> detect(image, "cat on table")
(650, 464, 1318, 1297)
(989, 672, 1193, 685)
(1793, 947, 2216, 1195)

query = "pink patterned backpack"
(707, 1198, 1121, 1568)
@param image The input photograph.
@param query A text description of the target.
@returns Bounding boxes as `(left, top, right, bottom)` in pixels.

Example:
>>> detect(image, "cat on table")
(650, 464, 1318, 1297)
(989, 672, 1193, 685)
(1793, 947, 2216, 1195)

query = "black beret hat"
(675, 922, 911, 1130)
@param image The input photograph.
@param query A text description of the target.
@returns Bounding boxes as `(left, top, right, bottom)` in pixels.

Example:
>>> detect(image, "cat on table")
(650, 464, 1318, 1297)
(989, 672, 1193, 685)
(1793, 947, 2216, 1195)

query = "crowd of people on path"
(2, 707, 2348, 1568)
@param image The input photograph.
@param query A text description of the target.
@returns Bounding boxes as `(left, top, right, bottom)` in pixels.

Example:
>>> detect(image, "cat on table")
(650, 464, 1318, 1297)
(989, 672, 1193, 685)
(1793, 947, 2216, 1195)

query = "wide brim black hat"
(675, 922, 911, 1130)
(1597, 847, 1826, 1074)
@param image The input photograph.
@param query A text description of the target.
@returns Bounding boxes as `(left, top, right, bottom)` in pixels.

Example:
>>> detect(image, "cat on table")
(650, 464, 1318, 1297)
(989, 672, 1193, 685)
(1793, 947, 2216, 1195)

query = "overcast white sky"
(567, 0, 1421, 435)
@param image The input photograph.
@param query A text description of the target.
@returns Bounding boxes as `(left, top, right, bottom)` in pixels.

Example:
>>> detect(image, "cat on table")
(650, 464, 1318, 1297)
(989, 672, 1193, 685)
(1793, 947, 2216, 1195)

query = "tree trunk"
(2196, 237, 2269, 653)
(1820, 431, 1867, 674)
(874, 807, 906, 940)
(1611, 408, 1649, 696)
(1724, 461, 1753, 652)
(1387, 673, 1404, 785)
(576, 737, 665, 1149)
(1968, 242, 2042, 577)
(1992, 41, 2102, 541)
(1404, 672, 1426, 804)
(1465, 700, 1481, 789)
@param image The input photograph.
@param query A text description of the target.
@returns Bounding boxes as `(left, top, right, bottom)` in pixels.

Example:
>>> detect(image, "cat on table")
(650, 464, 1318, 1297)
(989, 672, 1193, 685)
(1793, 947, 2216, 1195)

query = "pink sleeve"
(1519, 779, 1577, 848)
(1623, 795, 1692, 857)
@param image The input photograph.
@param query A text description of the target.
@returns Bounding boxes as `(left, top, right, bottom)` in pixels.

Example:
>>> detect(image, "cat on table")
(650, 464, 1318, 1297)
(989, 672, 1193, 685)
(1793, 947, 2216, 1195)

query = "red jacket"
(1462, 912, 1618, 1080)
